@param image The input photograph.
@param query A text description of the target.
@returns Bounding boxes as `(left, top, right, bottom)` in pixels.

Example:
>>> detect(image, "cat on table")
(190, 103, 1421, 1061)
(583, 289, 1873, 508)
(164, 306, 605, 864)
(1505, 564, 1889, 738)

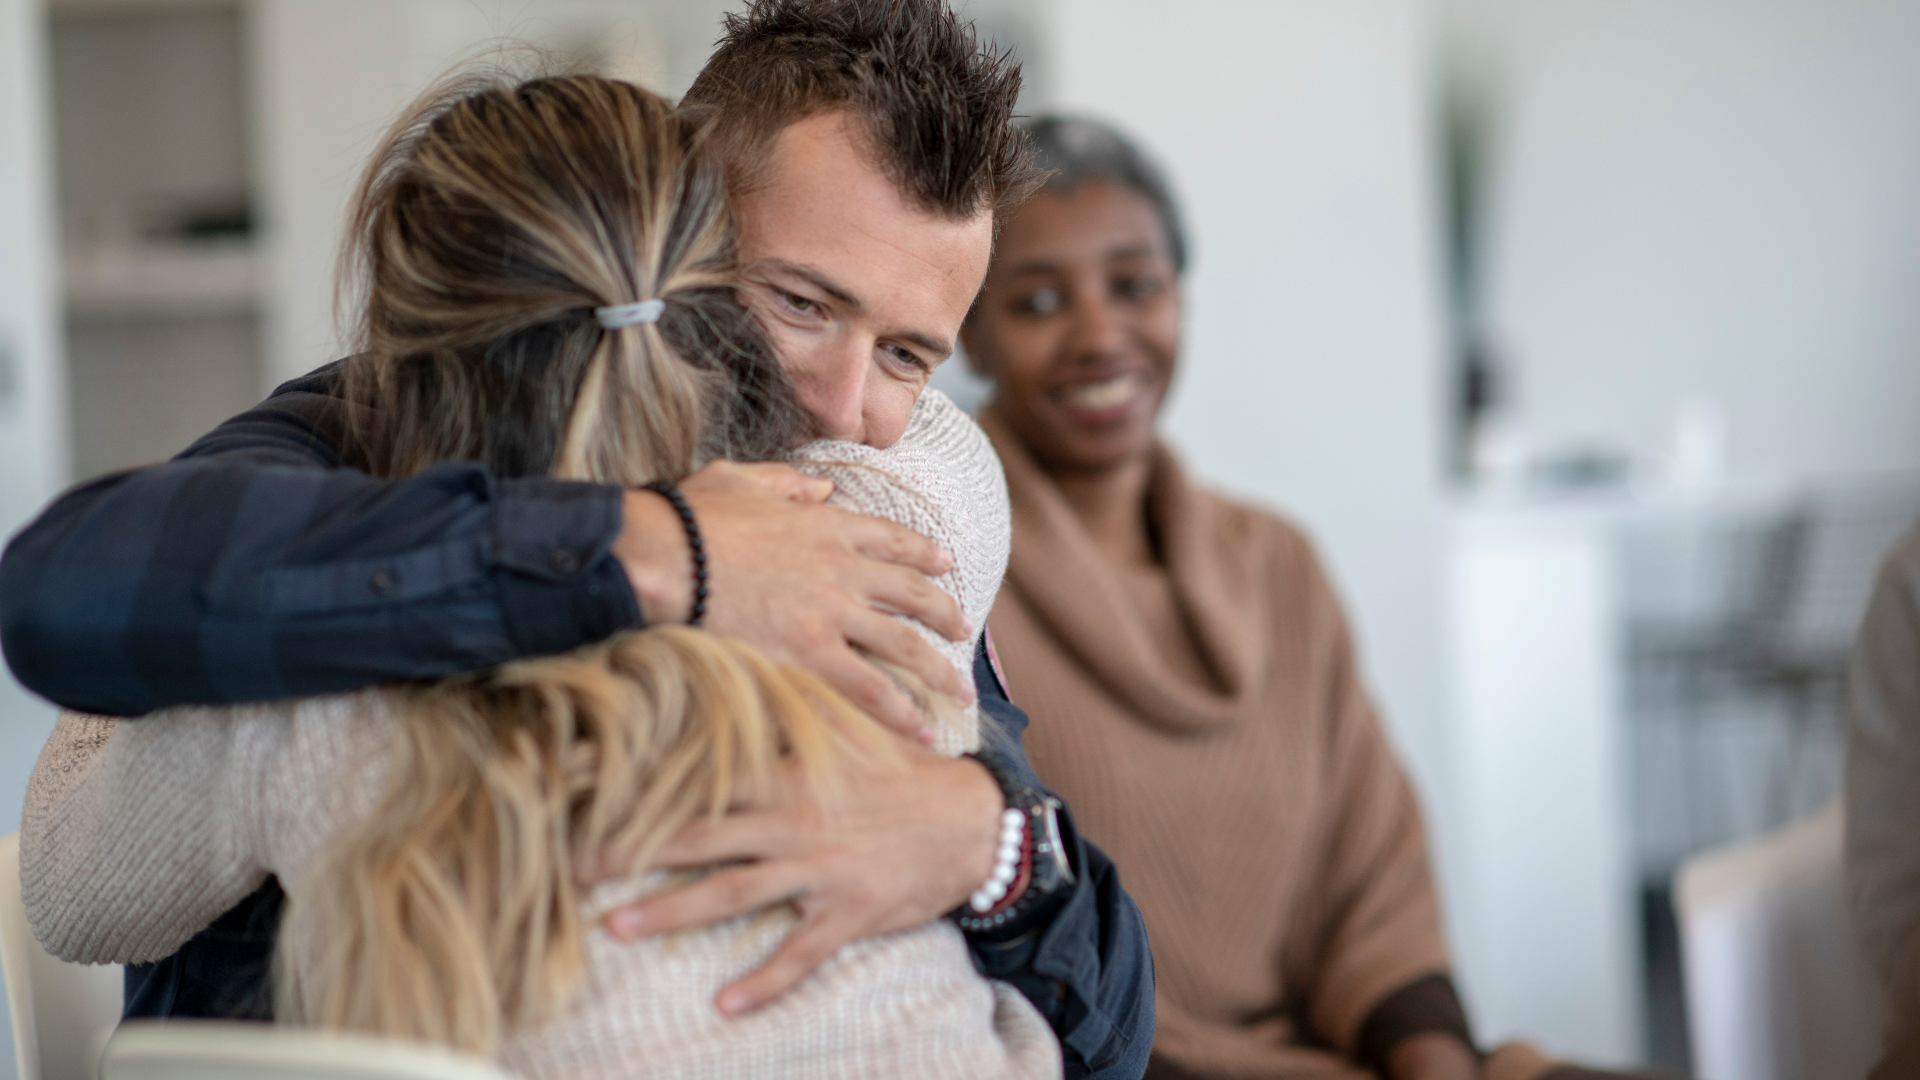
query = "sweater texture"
(980, 409, 1450, 1079)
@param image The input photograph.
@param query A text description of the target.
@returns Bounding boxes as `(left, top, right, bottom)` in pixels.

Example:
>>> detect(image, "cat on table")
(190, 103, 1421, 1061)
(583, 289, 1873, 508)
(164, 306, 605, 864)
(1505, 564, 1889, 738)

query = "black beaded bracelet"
(643, 481, 707, 626)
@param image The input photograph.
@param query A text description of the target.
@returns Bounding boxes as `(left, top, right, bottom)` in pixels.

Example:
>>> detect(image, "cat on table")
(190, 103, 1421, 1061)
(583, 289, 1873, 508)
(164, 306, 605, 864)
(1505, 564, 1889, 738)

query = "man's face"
(732, 111, 994, 449)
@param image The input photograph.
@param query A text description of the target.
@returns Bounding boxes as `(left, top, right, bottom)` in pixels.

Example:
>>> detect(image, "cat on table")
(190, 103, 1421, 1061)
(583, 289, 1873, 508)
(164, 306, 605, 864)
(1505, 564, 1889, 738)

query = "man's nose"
(805, 343, 868, 441)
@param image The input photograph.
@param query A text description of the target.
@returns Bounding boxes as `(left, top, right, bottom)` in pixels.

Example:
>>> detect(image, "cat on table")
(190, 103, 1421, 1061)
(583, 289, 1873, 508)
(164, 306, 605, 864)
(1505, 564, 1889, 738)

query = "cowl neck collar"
(983, 408, 1270, 734)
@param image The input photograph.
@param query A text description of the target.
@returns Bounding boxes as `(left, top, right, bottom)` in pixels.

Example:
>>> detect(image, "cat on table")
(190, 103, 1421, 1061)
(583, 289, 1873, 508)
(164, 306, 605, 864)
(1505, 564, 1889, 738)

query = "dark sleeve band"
(1354, 972, 1477, 1076)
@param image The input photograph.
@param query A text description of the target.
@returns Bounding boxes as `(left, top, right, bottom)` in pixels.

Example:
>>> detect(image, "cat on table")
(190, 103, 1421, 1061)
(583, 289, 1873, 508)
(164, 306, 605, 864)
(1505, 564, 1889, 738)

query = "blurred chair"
(101, 1022, 514, 1080)
(1, 832, 124, 1080)
(1629, 482, 1920, 874)
(1625, 507, 1812, 870)
(1759, 486, 1920, 773)
(1674, 802, 1886, 1080)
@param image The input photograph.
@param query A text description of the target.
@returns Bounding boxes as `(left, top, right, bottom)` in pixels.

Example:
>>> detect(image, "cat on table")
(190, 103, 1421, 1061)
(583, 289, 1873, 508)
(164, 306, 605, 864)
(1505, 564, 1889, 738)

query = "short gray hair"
(1018, 115, 1189, 274)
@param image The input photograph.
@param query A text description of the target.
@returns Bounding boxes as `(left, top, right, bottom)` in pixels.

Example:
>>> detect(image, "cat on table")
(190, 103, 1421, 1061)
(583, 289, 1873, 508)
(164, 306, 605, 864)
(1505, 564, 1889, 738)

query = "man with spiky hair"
(0, 1, 1154, 1077)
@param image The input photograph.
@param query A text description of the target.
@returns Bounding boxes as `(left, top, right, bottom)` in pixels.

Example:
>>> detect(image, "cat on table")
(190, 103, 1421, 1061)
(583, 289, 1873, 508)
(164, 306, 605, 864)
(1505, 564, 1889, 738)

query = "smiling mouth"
(1058, 372, 1150, 413)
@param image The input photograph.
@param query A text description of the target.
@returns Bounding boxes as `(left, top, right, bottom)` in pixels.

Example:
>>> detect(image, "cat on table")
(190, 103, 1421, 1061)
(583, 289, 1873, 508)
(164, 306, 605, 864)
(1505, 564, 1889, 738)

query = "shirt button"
(370, 570, 397, 594)
(549, 549, 579, 574)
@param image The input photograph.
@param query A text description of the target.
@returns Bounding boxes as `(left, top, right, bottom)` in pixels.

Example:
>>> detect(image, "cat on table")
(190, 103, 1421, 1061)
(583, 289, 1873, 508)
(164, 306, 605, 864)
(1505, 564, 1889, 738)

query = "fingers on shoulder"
(844, 513, 948, 573)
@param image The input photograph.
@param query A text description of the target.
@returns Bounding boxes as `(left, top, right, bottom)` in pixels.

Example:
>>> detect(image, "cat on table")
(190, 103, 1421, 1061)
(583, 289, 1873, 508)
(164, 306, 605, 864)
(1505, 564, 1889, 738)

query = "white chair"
(101, 1022, 514, 1080)
(1, 831, 125, 1080)
(1674, 801, 1888, 1080)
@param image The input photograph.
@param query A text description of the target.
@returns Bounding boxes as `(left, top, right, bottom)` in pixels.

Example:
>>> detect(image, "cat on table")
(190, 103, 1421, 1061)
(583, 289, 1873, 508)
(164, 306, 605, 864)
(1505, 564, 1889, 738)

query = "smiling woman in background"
(961, 115, 1638, 1080)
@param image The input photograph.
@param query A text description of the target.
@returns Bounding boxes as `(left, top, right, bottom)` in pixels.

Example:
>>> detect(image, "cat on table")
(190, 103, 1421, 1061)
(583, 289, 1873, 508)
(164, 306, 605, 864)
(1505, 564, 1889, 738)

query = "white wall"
(0, 0, 68, 838)
(1454, 0, 1920, 484)
(251, 0, 428, 391)
(0, 1, 68, 1076)
(1040, 0, 1453, 846)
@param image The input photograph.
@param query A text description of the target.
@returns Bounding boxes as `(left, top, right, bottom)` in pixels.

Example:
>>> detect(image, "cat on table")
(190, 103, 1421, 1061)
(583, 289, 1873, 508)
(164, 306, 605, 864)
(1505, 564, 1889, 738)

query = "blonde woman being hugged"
(21, 72, 1055, 1080)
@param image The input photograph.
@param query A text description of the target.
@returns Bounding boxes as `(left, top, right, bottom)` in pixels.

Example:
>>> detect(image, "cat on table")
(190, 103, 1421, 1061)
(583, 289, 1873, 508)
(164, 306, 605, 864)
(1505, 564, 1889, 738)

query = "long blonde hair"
(277, 69, 900, 1056)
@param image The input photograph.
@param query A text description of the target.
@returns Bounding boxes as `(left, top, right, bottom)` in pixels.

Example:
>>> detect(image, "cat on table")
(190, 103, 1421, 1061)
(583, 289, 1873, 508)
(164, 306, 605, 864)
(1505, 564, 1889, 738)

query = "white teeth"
(1063, 373, 1143, 411)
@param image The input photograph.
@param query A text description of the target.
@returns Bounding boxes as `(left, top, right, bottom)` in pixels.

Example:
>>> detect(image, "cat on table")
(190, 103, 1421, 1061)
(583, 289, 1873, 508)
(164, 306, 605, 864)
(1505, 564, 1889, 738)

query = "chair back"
(1675, 802, 1887, 1080)
(100, 1022, 514, 1080)
(0, 831, 125, 1080)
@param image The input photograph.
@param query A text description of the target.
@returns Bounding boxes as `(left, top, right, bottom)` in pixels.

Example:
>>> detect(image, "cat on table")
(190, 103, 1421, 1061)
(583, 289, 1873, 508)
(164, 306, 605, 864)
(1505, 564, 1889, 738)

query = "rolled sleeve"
(491, 477, 639, 656)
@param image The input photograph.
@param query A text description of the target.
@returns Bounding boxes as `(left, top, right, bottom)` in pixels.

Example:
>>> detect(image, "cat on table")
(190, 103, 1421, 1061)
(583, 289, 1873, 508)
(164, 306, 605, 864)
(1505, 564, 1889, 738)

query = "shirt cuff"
(1022, 808, 1152, 1075)
(491, 478, 641, 655)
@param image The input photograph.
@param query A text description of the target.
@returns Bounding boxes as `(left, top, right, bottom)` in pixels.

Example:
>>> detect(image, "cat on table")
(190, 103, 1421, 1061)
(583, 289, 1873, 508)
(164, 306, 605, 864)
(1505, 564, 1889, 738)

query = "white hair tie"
(595, 298, 665, 329)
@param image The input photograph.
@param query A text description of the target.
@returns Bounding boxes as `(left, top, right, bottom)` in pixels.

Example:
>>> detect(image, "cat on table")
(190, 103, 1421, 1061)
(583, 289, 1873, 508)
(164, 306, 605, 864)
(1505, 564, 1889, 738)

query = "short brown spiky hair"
(682, 0, 1044, 228)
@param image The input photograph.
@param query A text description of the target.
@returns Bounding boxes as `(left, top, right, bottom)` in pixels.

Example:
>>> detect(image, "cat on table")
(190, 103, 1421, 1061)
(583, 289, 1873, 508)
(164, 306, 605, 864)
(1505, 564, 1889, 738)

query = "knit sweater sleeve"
(1289, 533, 1453, 1055)
(20, 705, 284, 964)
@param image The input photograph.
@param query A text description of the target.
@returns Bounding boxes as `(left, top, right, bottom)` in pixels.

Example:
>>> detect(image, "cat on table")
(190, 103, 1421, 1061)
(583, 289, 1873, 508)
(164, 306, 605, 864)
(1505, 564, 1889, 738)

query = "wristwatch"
(952, 749, 1076, 941)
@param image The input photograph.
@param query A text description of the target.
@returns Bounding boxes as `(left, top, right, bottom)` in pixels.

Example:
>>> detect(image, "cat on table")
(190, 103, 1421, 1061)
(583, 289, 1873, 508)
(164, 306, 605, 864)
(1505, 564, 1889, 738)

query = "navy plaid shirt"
(0, 363, 1153, 1080)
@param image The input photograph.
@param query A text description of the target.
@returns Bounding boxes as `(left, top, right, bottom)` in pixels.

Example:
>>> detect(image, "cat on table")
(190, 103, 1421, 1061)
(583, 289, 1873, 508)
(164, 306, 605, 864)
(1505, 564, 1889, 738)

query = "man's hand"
(592, 745, 1003, 1016)
(1389, 1033, 1479, 1080)
(615, 460, 973, 740)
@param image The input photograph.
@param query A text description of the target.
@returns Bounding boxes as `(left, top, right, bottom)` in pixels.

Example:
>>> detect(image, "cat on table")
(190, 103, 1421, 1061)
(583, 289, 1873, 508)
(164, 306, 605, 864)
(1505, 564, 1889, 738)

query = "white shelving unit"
(48, 0, 263, 480)
(63, 241, 262, 321)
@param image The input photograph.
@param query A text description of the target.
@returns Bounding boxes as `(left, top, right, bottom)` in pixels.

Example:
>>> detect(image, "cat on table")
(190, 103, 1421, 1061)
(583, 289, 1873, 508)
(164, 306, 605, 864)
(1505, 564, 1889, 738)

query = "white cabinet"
(1444, 497, 1644, 1064)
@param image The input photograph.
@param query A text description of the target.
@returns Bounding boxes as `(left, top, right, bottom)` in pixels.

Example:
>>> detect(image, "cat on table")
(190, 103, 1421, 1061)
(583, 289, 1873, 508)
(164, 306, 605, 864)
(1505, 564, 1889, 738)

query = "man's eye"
(781, 291, 818, 315)
(1115, 275, 1164, 302)
(1014, 288, 1063, 317)
(884, 345, 929, 373)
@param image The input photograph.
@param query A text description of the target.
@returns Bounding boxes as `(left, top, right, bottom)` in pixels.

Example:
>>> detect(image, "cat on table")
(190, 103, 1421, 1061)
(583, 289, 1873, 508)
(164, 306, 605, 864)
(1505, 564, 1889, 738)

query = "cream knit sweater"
(21, 390, 1055, 1080)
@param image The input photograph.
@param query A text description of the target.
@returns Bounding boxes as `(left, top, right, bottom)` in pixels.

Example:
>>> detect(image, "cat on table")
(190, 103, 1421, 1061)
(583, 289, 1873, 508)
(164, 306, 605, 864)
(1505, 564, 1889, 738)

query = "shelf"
(64, 241, 261, 321)
(49, 0, 237, 14)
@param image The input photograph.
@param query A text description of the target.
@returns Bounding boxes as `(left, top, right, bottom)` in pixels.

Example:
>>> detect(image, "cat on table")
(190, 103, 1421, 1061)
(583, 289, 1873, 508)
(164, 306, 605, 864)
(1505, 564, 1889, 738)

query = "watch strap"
(952, 749, 1076, 940)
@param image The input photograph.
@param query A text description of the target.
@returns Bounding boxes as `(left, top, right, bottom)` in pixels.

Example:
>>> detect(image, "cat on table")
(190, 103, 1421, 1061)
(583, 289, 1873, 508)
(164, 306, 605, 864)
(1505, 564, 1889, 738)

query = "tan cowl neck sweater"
(981, 411, 1453, 1080)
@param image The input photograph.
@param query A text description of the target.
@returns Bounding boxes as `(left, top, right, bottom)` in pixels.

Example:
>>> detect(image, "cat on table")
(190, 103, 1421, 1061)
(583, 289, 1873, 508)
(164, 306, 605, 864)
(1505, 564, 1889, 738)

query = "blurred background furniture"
(1627, 476, 1920, 875)
(1673, 802, 1885, 1080)
(0, 833, 123, 1080)
(1445, 475, 1920, 1073)
(1623, 478, 1920, 1068)
(99, 1023, 513, 1080)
